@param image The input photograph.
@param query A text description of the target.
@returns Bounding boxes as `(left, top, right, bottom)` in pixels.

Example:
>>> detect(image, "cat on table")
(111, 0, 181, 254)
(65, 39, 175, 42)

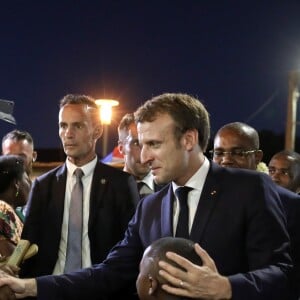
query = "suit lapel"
(53, 165, 68, 234)
(161, 185, 175, 236)
(159, 167, 221, 241)
(190, 162, 220, 241)
(88, 161, 107, 228)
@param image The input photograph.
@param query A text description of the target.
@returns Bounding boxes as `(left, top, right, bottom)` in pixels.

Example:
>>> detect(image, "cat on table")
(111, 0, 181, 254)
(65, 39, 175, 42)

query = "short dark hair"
(134, 93, 210, 151)
(273, 150, 300, 164)
(0, 155, 25, 193)
(59, 94, 100, 125)
(2, 130, 34, 148)
(148, 237, 202, 269)
(59, 94, 97, 109)
(118, 113, 135, 132)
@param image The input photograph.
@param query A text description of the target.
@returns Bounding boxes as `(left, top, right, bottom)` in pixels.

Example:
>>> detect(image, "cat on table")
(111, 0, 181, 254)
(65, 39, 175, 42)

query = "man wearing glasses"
(211, 121, 300, 299)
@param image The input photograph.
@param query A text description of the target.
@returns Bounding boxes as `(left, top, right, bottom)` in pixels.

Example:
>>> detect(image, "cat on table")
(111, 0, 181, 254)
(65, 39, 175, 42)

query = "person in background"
(0, 155, 30, 257)
(0, 93, 292, 300)
(268, 150, 300, 194)
(2, 130, 37, 221)
(19, 94, 140, 287)
(2, 130, 37, 180)
(0, 102, 28, 299)
(136, 237, 202, 300)
(118, 112, 163, 198)
(211, 121, 300, 299)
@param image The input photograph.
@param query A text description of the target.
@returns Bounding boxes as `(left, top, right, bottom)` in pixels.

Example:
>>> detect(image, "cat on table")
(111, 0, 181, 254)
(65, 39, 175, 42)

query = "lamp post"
(285, 71, 300, 150)
(95, 99, 119, 158)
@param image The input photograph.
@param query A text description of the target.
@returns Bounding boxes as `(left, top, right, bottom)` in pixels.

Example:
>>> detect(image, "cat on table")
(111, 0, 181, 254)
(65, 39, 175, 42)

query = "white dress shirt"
(52, 156, 97, 275)
(172, 157, 209, 236)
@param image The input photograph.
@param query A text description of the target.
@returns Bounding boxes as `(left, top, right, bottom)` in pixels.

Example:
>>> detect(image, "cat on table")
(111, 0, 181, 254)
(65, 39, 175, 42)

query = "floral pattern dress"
(0, 200, 23, 245)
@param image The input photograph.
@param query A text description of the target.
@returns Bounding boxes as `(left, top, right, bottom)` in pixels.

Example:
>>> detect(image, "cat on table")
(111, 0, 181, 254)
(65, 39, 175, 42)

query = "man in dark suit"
(211, 121, 300, 298)
(0, 93, 293, 300)
(19, 94, 139, 278)
(118, 112, 163, 198)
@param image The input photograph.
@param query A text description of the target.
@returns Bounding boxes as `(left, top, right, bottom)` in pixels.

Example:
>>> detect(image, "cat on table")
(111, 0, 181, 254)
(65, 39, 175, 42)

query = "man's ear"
(255, 149, 264, 165)
(32, 151, 37, 162)
(93, 125, 103, 139)
(148, 275, 158, 295)
(118, 141, 124, 155)
(183, 128, 198, 151)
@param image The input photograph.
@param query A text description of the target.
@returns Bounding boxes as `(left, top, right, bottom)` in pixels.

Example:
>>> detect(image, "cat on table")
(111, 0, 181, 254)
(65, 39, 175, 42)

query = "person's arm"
(17, 278, 37, 298)
(0, 271, 37, 299)
(159, 243, 232, 300)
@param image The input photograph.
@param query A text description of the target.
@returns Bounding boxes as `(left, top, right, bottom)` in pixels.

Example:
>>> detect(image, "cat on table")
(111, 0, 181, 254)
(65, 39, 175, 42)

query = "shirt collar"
(138, 172, 155, 190)
(66, 156, 98, 177)
(172, 156, 210, 193)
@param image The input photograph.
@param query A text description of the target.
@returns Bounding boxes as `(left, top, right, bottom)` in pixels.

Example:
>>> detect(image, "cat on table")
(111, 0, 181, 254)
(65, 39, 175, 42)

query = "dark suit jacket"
(20, 158, 140, 278)
(276, 185, 300, 297)
(36, 162, 292, 300)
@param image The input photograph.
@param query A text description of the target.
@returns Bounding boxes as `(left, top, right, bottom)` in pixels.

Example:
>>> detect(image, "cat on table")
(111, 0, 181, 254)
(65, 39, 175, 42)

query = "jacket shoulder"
(96, 161, 133, 179)
(33, 163, 65, 182)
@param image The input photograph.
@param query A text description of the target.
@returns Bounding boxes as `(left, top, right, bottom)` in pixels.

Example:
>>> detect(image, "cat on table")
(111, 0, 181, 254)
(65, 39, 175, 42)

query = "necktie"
(65, 168, 84, 272)
(175, 186, 193, 238)
(137, 181, 144, 192)
(137, 181, 152, 198)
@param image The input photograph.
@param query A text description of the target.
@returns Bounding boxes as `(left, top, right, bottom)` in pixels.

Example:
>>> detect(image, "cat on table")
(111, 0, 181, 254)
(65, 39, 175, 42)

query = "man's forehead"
(128, 123, 138, 136)
(59, 111, 89, 123)
(270, 157, 290, 166)
(59, 104, 94, 118)
(137, 116, 174, 130)
(214, 135, 252, 149)
(3, 139, 31, 148)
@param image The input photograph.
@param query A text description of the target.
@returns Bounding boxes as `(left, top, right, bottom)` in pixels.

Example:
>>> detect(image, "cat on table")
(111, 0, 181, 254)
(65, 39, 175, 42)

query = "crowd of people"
(0, 92, 299, 300)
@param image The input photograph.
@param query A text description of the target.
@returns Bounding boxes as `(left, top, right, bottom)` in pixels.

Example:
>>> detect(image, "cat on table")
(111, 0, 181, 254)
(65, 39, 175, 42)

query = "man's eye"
(214, 151, 223, 157)
(129, 141, 140, 148)
(268, 168, 275, 174)
(232, 150, 244, 156)
(268, 167, 290, 176)
(149, 141, 161, 148)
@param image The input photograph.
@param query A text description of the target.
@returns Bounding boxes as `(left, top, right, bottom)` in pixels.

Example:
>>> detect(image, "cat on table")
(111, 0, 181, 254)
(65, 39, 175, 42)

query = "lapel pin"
(100, 178, 106, 184)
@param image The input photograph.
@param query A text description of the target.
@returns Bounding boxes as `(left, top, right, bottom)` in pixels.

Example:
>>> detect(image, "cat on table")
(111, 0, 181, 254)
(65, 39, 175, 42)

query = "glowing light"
(95, 99, 119, 125)
(95, 99, 119, 158)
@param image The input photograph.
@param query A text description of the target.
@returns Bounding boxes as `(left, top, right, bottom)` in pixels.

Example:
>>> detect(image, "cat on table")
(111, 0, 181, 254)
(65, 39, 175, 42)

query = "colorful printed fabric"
(0, 200, 23, 245)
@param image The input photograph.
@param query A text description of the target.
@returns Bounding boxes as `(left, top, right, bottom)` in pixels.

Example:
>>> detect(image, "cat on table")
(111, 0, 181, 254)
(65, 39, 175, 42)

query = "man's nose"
(221, 152, 235, 161)
(64, 127, 74, 137)
(140, 147, 151, 164)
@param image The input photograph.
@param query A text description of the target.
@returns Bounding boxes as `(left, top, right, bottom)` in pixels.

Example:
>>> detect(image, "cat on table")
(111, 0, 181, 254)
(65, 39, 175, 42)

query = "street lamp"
(95, 99, 119, 158)
(285, 71, 300, 150)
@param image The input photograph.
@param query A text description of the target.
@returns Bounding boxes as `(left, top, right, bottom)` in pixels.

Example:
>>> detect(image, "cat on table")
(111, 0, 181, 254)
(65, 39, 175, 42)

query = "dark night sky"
(1, 1, 300, 156)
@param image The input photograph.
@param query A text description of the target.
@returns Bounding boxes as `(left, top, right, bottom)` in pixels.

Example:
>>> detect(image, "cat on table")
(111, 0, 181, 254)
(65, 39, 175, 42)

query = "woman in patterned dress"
(0, 155, 31, 257)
